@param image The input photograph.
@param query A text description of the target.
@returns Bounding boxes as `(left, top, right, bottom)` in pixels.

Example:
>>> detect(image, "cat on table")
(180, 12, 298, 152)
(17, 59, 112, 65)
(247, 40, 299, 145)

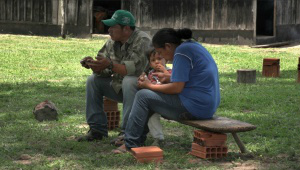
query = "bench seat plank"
(179, 116, 256, 153)
(180, 116, 256, 133)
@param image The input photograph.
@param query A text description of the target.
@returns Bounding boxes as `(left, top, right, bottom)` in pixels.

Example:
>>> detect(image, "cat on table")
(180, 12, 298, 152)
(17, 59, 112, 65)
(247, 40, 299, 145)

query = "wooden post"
(44, 0, 47, 23)
(237, 69, 256, 84)
(60, 0, 66, 39)
(297, 57, 300, 83)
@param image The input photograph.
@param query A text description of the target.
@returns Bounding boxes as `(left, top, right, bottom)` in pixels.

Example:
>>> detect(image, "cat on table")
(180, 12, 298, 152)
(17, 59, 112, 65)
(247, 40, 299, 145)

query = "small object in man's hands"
(86, 59, 102, 67)
(80, 59, 86, 65)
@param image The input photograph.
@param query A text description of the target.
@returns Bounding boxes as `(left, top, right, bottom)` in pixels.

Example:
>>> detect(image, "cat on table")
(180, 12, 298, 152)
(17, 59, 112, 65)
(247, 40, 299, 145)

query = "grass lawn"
(0, 34, 300, 170)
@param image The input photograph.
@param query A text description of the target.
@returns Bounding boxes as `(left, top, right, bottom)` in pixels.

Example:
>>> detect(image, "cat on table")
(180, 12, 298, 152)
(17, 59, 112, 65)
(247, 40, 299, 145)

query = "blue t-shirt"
(171, 40, 220, 119)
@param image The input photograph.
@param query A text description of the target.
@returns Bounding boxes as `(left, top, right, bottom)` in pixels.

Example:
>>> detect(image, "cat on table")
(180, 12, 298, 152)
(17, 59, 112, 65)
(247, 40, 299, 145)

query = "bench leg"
(231, 133, 247, 153)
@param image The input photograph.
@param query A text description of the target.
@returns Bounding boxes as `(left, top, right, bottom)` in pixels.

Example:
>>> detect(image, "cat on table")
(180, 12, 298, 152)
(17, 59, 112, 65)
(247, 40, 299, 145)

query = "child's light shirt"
(148, 67, 172, 84)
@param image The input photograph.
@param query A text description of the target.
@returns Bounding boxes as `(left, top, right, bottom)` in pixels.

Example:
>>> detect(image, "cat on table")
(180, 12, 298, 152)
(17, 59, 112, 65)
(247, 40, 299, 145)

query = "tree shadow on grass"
(0, 81, 138, 168)
(1, 72, 300, 169)
(0, 81, 86, 115)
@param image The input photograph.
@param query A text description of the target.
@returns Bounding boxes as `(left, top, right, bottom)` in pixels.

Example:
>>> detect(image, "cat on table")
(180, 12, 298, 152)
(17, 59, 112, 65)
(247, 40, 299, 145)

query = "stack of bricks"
(190, 130, 228, 159)
(103, 97, 120, 130)
(262, 58, 280, 77)
(131, 146, 163, 163)
(298, 57, 300, 83)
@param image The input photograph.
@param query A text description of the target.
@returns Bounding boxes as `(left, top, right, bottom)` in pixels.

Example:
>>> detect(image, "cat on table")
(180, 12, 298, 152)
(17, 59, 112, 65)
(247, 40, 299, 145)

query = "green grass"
(1, 34, 300, 169)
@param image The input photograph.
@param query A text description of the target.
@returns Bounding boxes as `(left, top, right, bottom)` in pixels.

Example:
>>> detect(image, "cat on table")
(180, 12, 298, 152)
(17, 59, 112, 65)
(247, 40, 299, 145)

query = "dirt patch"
(219, 160, 261, 170)
(14, 154, 32, 165)
(66, 135, 77, 141)
(77, 123, 89, 129)
(14, 154, 58, 165)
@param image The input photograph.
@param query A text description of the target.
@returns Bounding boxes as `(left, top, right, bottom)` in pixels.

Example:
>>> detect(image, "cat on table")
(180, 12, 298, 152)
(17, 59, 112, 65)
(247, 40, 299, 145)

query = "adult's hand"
(138, 74, 152, 89)
(87, 57, 110, 74)
(155, 64, 168, 73)
(152, 72, 171, 84)
(138, 72, 147, 81)
(80, 56, 93, 69)
(95, 56, 110, 70)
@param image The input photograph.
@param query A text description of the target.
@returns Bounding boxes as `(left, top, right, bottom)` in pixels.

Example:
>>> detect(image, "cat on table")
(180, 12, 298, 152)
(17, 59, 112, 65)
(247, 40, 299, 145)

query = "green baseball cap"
(102, 10, 135, 27)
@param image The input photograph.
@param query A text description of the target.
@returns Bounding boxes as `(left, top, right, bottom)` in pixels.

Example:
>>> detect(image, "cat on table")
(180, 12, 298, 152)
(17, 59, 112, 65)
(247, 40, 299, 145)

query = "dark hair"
(145, 45, 156, 61)
(152, 28, 193, 48)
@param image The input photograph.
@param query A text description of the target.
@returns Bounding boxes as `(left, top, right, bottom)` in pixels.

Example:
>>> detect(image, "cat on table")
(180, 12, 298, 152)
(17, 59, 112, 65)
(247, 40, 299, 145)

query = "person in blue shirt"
(113, 28, 220, 153)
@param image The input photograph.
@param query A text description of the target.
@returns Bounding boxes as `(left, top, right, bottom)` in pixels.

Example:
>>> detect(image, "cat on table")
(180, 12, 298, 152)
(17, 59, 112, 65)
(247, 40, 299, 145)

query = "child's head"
(145, 46, 166, 70)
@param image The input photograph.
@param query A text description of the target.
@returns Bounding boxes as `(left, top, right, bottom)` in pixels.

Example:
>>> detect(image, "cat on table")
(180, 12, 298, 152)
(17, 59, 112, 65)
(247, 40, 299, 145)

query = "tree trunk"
(61, 0, 66, 39)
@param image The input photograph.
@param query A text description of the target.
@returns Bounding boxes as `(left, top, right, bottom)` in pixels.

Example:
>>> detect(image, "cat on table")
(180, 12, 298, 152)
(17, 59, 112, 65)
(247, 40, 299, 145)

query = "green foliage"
(0, 34, 299, 169)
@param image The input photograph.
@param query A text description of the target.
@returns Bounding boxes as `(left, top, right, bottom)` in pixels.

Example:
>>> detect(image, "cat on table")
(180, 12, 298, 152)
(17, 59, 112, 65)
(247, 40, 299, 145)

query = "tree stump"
(33, 100, 58, 122)
(237, 69, 256, 84)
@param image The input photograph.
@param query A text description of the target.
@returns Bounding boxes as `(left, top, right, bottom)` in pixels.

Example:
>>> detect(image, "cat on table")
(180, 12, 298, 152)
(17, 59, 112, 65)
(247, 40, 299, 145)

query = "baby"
(145, 47, 172, 146)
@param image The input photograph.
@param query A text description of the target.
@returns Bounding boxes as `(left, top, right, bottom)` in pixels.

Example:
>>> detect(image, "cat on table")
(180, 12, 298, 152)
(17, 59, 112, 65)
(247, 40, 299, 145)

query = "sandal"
(112, 144, 129, 154)
(110, 132, 125, 147)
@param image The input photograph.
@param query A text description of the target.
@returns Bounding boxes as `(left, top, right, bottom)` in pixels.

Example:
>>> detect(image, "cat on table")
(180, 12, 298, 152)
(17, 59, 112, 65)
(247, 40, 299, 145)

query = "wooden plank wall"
(121, 0, 130, 12)
(0, 0, 92, 26)
(198, 0, 213, 29)
(127, 0, 254, 31)
(59, 0, 92, 26)
(277, 0, 300, 25)
(182, 0, 197, 29)
(139, 0, 152, 28)
(0, 0, 53, 24)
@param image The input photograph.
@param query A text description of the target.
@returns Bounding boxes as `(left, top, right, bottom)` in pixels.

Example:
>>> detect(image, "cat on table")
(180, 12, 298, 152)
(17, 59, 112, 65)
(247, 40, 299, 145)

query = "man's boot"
(77, 128, 103, 142)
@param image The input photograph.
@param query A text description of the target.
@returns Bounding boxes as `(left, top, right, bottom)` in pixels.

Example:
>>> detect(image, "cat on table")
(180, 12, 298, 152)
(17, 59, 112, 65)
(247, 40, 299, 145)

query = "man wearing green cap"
(78, 10, 151, 143)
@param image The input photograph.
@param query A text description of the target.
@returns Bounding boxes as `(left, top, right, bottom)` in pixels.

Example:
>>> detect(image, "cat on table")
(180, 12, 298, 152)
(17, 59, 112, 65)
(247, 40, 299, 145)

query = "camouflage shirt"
(96, 29, 151, 93)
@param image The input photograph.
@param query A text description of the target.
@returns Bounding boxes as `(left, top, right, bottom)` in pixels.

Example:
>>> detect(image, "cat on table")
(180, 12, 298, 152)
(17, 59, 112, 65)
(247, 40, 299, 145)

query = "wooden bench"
(179, 116, 256, 153)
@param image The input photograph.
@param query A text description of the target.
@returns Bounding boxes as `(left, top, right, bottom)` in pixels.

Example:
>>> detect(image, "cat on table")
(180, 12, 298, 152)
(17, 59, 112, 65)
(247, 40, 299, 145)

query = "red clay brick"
(191, 143, 228, 153)
(194, 130, 227, 141)
(107, 120, 120, 130)
(134, 156, 163, 163)
(190, 149, 227, 159)
(262, 58, 280, 77)
(104, 98, 118, 111)
(193, 137, 226, 147)
(106, 111, 120, 130)
(131, 146, 163, 158)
